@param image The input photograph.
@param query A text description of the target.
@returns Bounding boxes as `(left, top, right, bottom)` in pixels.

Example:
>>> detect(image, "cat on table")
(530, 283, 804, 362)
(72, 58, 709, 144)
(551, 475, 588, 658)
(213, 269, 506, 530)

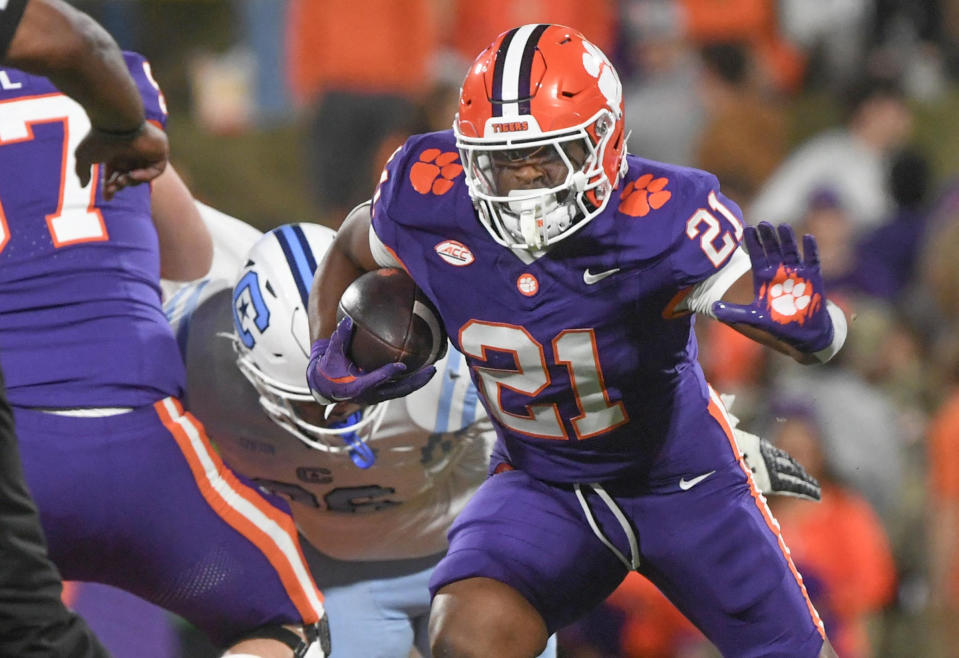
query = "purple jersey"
(371, 130, 747, 483)
(0, 53, 184, 407)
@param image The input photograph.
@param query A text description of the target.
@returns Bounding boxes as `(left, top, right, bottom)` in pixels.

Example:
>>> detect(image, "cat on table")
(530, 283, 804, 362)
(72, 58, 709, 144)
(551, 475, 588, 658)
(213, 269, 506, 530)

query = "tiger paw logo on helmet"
(761, 265, 822, 325)
(410, 149, 463, 196)
(582, 41, 622, 111)
(619, 173, 672, 217)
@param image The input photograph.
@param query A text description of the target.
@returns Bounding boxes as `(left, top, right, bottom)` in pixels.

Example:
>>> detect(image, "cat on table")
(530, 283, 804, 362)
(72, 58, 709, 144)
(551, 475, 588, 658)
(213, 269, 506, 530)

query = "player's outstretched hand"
(75, 121, 170, 201)
(712, 221, 834, 354)
(735, 428, 821, 501)
(307, 316, 433, 406)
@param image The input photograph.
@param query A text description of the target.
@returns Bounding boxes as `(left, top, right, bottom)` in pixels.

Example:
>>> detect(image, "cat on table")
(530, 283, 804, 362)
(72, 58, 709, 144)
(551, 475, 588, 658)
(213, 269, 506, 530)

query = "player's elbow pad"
(812, 301, 847, 363)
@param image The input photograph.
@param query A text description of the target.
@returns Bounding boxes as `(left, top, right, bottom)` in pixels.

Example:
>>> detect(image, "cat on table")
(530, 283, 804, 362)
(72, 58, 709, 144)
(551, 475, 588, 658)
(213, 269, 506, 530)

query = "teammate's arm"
(1, 0, 168, 198)
(150, 164, 213, 281)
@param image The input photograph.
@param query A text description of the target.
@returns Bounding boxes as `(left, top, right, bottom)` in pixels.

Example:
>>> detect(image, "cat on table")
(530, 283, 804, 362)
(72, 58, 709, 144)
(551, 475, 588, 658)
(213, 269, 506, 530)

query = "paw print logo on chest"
(763, 265, 822, 325)
(619, 173, 672, 217)
(410, 149, 463, 195)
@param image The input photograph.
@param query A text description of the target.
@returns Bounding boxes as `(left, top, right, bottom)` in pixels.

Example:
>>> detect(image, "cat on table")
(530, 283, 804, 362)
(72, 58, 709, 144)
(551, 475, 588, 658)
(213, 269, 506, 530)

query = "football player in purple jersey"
(0, 4, 330, 654)
(306, 24, 846, 658)
(0, 1, 172, 655)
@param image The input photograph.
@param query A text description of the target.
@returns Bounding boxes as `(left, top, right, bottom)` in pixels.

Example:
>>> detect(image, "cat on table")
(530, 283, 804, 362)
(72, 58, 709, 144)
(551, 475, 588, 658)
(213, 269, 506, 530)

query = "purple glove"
(712, 222, 834, 353)
(307, 316, 437, 405)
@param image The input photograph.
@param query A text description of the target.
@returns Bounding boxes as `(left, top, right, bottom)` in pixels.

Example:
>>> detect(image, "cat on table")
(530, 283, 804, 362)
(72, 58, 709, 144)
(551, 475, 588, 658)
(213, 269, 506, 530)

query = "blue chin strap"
(329, 411, 376, 469)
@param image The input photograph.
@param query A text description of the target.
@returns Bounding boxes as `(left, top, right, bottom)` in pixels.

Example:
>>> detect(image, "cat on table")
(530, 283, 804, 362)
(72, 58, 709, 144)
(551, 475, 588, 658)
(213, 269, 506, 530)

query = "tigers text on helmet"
(455, 24, 627, 251)
(231, 222, 387, 456)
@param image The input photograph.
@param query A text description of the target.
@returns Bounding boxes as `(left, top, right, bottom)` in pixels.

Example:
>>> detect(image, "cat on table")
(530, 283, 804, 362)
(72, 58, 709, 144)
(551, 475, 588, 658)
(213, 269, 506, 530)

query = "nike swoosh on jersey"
(678, 470, 716, 490)
(583, 267, 621, 285)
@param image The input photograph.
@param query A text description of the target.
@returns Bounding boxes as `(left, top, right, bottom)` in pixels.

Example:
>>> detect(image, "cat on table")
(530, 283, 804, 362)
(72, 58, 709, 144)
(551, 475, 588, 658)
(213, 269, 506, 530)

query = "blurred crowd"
(70, 1, 959, 656)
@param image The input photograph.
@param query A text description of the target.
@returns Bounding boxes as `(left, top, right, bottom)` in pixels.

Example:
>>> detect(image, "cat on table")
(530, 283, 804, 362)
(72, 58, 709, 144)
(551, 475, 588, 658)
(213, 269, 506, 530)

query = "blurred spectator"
(234, 0, 293, 125)
(917, 181, 959, 325)
(286, 0, 442, 225)
(695, 41, 787, 206)
(778, 0, 873, 89)
(771, 348, 905, 525)
(796, 188, 859, 294)
(870, 0, 948, 101)
(621, 0, 706, 166)
(928, 357, 959, 652)
(749, 76, 913, 234)
(769, 409, 897, 658)
(446, 0, 615, 71)
(854, 147, 933, 301)
(675, 0, 806, 94)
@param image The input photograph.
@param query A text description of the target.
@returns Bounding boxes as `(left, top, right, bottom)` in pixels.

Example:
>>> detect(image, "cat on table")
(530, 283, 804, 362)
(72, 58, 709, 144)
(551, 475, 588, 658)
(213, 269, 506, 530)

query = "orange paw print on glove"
(762, 265, 822, 325)
(618, 173, 672, 217)
(410, 149, 463, 195)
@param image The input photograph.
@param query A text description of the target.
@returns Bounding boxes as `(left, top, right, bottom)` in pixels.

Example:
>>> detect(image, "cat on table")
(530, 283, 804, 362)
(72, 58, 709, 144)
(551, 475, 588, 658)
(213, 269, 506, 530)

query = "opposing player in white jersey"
(165, 217, 557, 658)
(165, 208, 820, 657)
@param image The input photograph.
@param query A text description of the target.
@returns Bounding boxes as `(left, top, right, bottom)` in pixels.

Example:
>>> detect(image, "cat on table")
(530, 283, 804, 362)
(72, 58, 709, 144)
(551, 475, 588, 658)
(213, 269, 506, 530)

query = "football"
(336, 268, 447, 373)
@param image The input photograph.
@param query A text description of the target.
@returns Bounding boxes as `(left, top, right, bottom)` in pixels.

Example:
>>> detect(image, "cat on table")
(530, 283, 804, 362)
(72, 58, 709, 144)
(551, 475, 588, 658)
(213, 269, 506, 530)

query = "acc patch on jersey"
(434, 240, 475, 267)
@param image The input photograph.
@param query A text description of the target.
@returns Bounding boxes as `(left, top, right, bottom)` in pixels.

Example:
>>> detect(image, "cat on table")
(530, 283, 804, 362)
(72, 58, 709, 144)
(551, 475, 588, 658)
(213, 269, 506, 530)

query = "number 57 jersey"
(0, 53, 183, 408)
(371, 130, 749, 484)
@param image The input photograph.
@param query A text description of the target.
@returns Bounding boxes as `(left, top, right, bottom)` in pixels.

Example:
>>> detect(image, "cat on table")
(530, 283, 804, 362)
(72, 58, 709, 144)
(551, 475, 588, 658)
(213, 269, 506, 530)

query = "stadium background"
(60, 1, 959, 656)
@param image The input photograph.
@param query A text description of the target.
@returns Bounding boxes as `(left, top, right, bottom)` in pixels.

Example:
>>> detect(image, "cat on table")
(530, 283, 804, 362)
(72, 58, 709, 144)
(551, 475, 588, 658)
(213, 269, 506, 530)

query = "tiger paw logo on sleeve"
(618, 174, 672, 217)
(410, 149, 463, 195)
(761, 265, 821, 325)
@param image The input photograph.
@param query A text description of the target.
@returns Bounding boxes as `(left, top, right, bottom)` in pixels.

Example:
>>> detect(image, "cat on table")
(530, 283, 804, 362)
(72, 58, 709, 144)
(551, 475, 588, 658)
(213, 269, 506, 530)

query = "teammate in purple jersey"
(307, 24, 847, 658)
(0, 51, 330, 657)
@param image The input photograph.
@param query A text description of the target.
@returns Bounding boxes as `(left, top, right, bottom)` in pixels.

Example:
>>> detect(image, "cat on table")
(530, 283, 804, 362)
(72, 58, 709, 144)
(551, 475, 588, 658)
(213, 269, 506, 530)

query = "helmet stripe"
(275, 225, 317, 307)
(517, 24, 549, 116)
(490, 26, 518, 117)
(291, 223, 319, 273)
(498, 23, 540, 118)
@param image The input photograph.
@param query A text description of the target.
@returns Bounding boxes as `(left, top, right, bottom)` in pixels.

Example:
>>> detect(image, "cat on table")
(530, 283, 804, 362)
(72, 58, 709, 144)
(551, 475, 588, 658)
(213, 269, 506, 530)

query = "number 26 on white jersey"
(0, 93, 107, 254)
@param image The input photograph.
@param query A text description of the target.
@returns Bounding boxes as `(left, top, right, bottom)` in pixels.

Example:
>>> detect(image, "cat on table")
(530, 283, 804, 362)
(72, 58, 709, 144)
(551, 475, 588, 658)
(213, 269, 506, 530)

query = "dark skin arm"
(308, 204, 380, 342)
(3, 0, 168, 199)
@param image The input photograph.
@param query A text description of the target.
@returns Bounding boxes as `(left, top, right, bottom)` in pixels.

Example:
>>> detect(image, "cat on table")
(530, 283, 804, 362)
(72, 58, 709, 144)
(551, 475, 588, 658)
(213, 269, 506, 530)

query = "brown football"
(336, 268, 447, 373)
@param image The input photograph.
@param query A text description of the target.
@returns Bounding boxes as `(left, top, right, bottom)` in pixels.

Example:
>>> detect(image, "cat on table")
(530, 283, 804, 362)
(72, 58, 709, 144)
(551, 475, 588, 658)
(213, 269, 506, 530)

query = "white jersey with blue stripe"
(166, 276, 495, 561)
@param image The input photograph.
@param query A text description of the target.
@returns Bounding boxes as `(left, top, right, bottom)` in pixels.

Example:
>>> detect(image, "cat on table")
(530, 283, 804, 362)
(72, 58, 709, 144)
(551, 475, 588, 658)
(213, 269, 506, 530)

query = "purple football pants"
(430, 396, 826, 657)
(15, 397, 324, 646)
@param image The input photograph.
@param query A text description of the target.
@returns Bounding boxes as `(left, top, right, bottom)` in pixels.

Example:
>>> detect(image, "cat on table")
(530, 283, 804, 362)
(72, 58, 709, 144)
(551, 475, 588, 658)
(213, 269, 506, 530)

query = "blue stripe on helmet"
(275, 225, 315, 307)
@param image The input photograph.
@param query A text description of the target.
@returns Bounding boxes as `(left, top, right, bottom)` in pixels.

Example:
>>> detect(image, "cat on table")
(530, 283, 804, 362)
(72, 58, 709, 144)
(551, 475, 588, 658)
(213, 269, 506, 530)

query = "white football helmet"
(232, 223, 387, 462)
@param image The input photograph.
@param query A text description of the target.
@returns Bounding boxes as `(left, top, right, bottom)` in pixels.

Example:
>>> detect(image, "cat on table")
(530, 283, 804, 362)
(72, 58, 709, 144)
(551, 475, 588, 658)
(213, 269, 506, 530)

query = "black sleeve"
(0, 0, 28, 59)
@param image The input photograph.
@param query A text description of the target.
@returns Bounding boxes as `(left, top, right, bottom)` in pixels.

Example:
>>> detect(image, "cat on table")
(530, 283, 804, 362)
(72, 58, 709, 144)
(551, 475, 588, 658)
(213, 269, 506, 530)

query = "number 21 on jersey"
(685, 190, 743, 267)
(0, 93, 107, 254)
(460, 321, 628, 441)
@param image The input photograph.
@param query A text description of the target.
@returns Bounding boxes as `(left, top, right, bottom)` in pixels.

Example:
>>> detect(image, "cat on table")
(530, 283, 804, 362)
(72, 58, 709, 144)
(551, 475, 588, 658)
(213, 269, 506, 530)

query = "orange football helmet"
(455, 24, 627, 250)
